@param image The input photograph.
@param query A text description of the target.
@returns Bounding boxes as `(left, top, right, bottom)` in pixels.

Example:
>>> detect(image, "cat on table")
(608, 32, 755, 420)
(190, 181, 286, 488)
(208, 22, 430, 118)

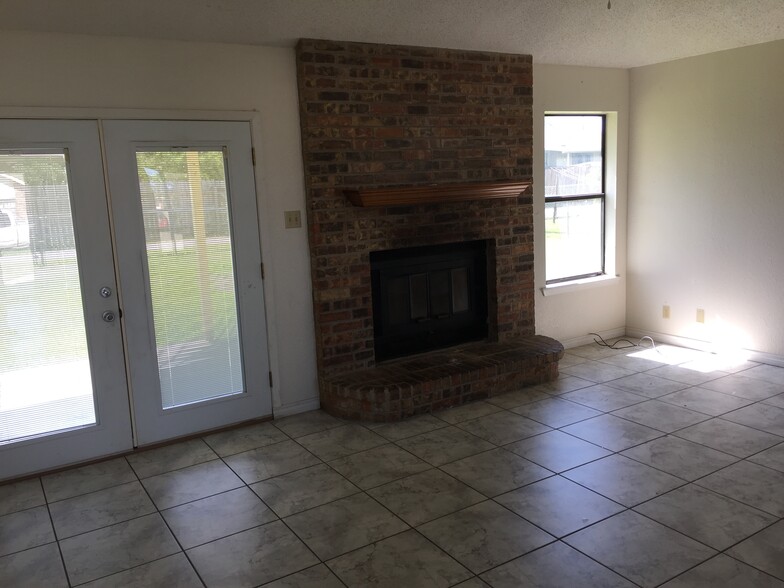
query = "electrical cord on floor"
(588, 332, 657, 351)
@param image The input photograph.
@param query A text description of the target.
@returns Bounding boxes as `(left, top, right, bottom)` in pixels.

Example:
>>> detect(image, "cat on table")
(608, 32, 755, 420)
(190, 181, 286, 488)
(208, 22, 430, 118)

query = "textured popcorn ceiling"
(0, 0, 782, 68)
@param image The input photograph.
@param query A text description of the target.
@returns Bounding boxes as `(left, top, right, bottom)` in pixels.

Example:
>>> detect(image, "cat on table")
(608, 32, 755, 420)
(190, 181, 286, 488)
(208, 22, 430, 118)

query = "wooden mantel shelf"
(344, 180, 532, 207)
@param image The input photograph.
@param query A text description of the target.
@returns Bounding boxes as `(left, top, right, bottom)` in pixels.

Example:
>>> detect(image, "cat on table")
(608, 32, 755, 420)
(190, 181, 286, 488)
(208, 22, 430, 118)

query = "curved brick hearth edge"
(321, 335, 564, 422)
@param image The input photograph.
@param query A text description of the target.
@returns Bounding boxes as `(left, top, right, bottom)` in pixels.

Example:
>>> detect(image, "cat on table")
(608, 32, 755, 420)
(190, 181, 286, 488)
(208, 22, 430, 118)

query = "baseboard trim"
(625, 327, 784, 368)
(273, 397, 321, 418)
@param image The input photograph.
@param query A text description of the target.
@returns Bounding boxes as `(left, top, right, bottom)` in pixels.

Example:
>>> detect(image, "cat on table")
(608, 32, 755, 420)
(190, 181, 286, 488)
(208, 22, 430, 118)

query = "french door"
(0, 119, 270, 480)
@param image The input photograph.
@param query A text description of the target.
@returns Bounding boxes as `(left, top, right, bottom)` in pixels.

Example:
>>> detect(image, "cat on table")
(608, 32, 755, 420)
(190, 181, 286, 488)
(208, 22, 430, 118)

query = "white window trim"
(543, 110, 619, 288)
(541, 274, 622, 296)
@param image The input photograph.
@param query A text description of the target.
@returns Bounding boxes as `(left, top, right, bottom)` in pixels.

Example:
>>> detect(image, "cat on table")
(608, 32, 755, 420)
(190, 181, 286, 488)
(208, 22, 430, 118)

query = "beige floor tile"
(49, 481, 155, 539)
(328, 529, 472, 588)
(561, 414, 663, 452)
(262, 564, 344, 588)
(81, 553, 201, 587)
(511, 397, 601, 428)
(162, 486, 277, 548)
(727, 521, 784, 582)
(418, 501, 553, 574)
(481, 541, 634, 588)
(505, 430, 611, 473)
(456, 411, 550, 446)
(722, 403, 784, 436)
(284, 493, 408, 560)
(564, 511, 715, 588)
(368, 469, 485, 526)
(563, 454, 684, 507)
(700, 373, 784, 400)
(127, 439, 217, 479)
(250, 463, 359, 518)
(296, 424, 386, 461)
(434, 401, 502, 424)
(328, 444, 430, 489)
(620, 435, 737, 481)
(646, 364, 728, 386)
(697, 461, 784, 516)
(659, 386, 754, 416)
(526, 375, 594, 396)
(224, 439, 321, 484)
(371, 414, 448, 441)
(141, 459, 243, 509)
(605, 373, 689, 399)
(748, 442, 784, 473)
(560, 361, 635, 384)
(0, 506, 54, 557)
(440, 448, 551, 496)
(675, 418, 782, 458)
(612, 399, 710, 432)
(59, 514, 180, 586)
(0, 478, 45, 517)
(660, 554, 784, 588)
(202, 421, 288, 457)
(273, 410, 344, 439)
(496, 476, 624, 537)
(486, 388, 552, 410)
(42, 458, 137, 503)
(0, 543, 68, 588)
(561, 384, 648, 412)
(188, 520, 318, 587)
(395, 426, 495, 467)
(634, 484, 776, 550)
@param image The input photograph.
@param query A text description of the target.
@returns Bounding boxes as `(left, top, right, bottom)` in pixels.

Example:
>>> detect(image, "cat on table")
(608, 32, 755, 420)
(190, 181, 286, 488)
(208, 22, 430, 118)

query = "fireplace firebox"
(371, 240, 489, 361)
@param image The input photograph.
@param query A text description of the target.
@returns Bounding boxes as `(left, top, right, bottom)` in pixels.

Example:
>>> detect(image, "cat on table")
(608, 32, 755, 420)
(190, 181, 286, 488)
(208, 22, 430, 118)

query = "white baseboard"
(272, 396, 321, 419)
(559, 327, 627, 350)
(625, 327, 784, 368)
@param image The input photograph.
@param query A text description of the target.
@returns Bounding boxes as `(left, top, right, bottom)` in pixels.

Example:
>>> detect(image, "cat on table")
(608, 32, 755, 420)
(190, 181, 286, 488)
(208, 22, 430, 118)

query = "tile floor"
(2, 342, 784, 587)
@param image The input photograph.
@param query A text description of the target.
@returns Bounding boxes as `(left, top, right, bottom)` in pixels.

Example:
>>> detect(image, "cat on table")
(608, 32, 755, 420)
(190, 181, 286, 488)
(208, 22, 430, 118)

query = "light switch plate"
(284, 210, 302, 229)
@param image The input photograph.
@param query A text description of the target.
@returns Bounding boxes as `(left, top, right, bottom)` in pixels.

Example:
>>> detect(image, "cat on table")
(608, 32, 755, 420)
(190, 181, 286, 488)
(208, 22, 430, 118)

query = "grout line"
(41, 478, 74, 588)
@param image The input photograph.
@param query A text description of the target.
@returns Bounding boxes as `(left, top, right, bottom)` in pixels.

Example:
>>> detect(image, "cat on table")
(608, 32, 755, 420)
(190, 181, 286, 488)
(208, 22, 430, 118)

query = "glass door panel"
(136, 150, 243, 408)
(0, 151, 95, 442)
(0, 120, 132, 481)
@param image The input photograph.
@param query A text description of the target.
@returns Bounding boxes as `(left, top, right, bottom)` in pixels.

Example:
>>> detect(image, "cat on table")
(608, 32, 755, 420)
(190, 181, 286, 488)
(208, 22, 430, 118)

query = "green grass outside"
(147, 242, 239, 348)
(0, 243, 238, 372)
(545, 218, 562, 240)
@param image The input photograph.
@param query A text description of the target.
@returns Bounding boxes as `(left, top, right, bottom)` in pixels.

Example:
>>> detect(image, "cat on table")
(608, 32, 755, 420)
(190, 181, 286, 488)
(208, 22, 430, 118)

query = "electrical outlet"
(662, 305, 670, 319)
(284, 210, 302, 229)
(696, 308, 705, 323)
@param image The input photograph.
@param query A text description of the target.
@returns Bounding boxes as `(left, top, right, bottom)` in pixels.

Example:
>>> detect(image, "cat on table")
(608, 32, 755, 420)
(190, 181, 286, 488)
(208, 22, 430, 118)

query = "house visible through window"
(544, 114, 605, 283)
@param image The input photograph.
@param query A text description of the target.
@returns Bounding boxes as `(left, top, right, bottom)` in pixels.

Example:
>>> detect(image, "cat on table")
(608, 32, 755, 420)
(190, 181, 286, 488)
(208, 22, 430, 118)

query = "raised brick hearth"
(296, 39, 562, 420)
(323, 336, 563, 421)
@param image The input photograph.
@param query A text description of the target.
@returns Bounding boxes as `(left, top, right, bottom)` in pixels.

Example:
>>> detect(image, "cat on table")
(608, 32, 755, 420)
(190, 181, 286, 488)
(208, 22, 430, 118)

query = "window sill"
(541, 274, 622, 297)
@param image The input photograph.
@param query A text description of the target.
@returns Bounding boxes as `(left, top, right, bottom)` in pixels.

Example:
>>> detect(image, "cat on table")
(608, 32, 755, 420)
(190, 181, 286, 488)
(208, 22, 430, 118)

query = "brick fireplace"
(296, 39, 562, 420)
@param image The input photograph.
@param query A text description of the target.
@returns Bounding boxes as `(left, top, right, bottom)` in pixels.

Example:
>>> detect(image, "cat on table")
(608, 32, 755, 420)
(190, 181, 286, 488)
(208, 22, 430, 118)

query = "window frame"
(544, 113, 607, 285)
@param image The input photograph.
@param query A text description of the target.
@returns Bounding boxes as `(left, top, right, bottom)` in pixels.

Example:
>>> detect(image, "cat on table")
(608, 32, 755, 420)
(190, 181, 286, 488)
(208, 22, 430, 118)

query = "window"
(544, 114, 605, 283)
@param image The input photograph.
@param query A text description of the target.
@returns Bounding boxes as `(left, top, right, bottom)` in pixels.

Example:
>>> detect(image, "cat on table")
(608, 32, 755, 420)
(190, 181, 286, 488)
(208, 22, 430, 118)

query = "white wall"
(0, 31, 320, 415)
(628, 40, 784, 359)
(533, 64, 629, 347)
